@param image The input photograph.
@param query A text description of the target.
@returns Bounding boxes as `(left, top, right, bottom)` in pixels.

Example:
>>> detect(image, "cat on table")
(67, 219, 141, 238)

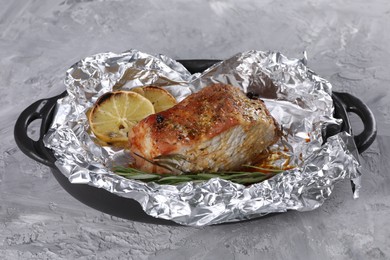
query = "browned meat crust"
(129, 84, 280, 173)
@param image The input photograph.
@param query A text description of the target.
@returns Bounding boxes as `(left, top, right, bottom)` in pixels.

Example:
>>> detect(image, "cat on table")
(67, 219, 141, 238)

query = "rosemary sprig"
(113, 166, 283, 186)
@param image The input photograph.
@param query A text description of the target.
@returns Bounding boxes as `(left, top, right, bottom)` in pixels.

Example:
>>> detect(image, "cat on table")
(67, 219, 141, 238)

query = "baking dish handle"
(14, 93, 65, 167)
(333, 92, 377, 153)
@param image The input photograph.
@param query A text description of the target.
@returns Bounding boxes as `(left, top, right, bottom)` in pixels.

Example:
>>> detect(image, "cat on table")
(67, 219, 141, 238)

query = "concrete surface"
(1, 0, 389, 259)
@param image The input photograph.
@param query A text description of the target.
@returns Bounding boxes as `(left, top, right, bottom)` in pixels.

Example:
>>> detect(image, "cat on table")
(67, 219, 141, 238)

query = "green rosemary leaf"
(243, 165, 284, 173)
(112, 165, 283, 186)
(123, 173, 161, 180)
(215, 171, 266, 180)
(231, 175, 269, 185)
(157, 176, 194, 185)
(112, 166, 145, 174)
(193, 173, 226, 179)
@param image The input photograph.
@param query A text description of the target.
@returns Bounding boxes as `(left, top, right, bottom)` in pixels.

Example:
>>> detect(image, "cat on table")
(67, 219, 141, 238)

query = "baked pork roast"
(128, 83, 280, 174)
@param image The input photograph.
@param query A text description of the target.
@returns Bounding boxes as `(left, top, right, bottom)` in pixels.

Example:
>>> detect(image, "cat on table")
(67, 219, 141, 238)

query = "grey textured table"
(1, 1, 389, 259)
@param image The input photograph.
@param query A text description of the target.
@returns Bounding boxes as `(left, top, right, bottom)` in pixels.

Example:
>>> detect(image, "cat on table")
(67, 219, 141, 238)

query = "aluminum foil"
(43, 49, 361, 226)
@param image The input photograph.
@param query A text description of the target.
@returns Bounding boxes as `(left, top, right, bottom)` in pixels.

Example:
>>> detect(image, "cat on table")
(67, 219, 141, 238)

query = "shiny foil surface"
(43, 49, 360, 226)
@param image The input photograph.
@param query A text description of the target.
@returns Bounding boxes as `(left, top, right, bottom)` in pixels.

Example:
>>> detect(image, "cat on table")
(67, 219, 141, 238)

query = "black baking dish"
(14, 60, 377, 225)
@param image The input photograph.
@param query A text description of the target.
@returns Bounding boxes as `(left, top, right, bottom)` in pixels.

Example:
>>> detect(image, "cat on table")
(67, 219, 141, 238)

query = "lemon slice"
(88, 91, 155, 143)
(132, 86, 177, 113)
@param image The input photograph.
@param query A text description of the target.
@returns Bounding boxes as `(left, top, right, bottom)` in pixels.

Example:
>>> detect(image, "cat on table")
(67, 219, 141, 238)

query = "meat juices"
(128, 84, 280, 174)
